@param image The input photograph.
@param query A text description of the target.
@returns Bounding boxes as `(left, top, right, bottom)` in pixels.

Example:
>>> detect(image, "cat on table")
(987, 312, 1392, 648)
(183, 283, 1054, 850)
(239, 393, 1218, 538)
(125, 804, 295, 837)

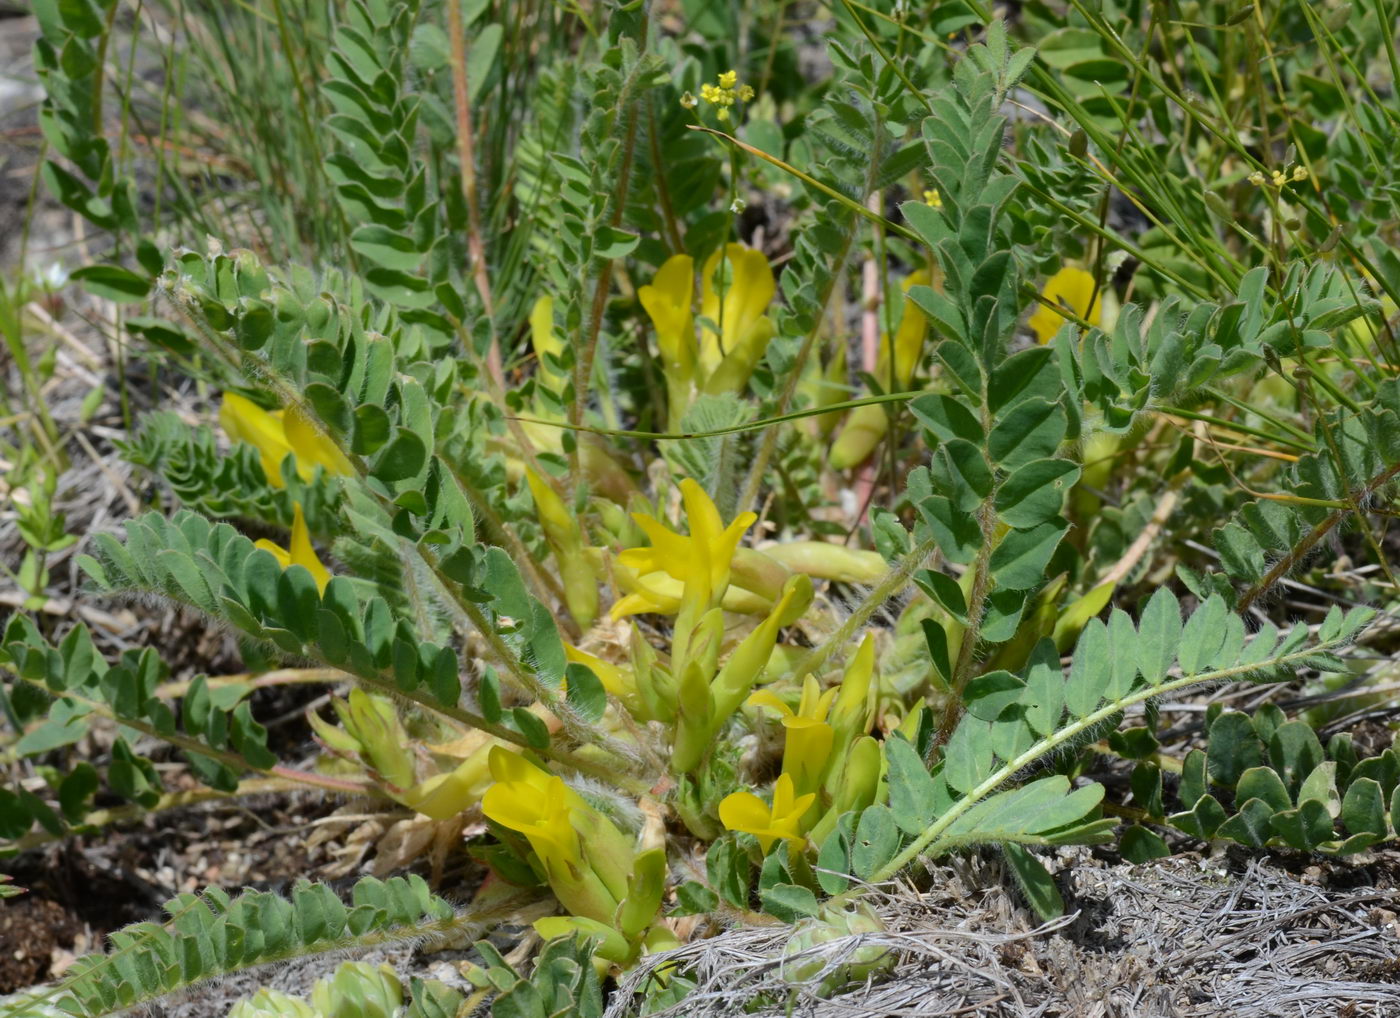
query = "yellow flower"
(529, 294, 567, 393)
(748, 674, 838, 797)
(923, 188, 942, 208)
(220, 391, 354, 487)
(564, 643, 639, 712)
(696, 72, 750, 121)
(638, 245, 777, 422)
(525, 468, 598, 629)
(718, 773, 815, 854)
(1028, 265, 1102, 344)
(481, 748, 634, 924)
(637, 254, 698, 431)
(399, 746, 493, 820)
(254, 503, 331, 593)
(614, 478, 755, 619)
(221, 392, 294, 486)
(698, 243, 776, 389)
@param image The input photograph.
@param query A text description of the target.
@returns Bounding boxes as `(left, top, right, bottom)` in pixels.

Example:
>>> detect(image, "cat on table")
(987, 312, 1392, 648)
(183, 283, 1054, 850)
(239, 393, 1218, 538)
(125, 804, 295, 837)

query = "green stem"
(868, 634, 1359, 883)
(788, 538, 937, 681)
(4, 665, 374, 797)
(514, 388, 926, 442)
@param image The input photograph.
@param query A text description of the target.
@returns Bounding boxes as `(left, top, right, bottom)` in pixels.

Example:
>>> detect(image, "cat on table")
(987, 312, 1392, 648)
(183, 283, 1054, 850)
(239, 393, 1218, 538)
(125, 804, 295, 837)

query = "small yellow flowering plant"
(688, 69, 754, 123)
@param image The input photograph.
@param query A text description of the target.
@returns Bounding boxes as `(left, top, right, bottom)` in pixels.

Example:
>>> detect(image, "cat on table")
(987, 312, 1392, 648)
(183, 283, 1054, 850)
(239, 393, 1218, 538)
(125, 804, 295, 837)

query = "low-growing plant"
(4, 0, 1400, 1015)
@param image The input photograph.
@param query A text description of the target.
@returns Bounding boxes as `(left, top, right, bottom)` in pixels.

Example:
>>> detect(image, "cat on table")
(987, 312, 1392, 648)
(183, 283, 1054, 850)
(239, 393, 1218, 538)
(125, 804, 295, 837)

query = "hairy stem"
(868, 633, 1359, 884)
(788, 538, 937, 680)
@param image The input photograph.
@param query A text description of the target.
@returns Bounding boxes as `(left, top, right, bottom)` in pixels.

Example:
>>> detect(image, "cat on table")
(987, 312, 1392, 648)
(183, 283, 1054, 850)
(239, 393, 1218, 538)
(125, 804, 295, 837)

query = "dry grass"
(610, 852, 1400, 1018)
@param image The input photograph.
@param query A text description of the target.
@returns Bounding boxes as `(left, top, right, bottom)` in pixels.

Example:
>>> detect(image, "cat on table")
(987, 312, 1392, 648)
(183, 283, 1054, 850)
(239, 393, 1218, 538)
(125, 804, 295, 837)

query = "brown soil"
(0, 897, 80, 994)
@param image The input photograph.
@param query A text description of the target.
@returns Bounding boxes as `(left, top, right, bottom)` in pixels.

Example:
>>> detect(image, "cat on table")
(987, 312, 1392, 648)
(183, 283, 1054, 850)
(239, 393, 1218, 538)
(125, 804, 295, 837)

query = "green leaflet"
(32, 876, 455, 1018)
(851, 590, 1371, 884)
(1164, 708, 1400, 854)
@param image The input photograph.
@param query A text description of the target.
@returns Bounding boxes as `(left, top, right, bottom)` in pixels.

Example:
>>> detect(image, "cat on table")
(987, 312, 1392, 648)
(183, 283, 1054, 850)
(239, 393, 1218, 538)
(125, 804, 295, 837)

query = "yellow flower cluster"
(923, 188, 943, 208)
(719, 634, 881, 850)
(693, 69, 754, 122)
(1248, 164, 1309, 187)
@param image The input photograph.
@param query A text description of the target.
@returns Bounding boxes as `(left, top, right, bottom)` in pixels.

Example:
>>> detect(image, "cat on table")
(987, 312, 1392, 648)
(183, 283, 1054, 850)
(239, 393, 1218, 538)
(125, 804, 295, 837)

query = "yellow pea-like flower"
(615, 478, 755, 619)
(718, 772, 816, 854)
(1028, 265, 1102, 344)
(748, 674, 839, 798)
(828, 633, 878, 753)
(481, 748, 635, 925)
(220, 391, 354, 486)
(221, 392, 295, 487)
(525, 468, 598, 630)
(699, 244, 776, 390)
(637, 256, 698, 431)
(254, 503, 331, 593)
(530, 294, 568, 392)
(398, 748, 493, 820)
(638, 245, 777, 424)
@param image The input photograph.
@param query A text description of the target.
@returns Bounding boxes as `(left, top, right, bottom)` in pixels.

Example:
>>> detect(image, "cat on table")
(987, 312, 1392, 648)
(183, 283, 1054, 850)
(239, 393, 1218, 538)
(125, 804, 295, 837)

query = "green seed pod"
(762, 541, 887, 584)
(828, 404, 888, 470)
(780, 903, 893, 994)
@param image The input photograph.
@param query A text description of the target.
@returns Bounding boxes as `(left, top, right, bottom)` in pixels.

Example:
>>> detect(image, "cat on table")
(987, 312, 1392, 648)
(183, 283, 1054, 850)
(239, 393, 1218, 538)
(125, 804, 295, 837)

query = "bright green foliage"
(23, 876, 455, 1018)
(0, 615, 272, 837)
(464, 937, 609, 1018)
(1214, 377, 1400, 601)
(121, 412, 337, 532)
(8, 0, 1400, 1013)
(31, 0, 153, 301)
(1153, 705, 1400, 854)
(834, 595, 1372, 908)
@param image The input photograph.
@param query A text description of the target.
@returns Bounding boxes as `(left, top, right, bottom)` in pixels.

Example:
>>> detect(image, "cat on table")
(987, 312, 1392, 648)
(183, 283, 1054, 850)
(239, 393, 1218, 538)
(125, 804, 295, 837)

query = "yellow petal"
(610, 591, 667, 620)
(526, 468, 578, 546)
(530, 295, 567, 388)
(253, 538, 292, 569)
(610, 567, 684, 619)
(703, 315, 776, 395)
(283, 407, 355, 479)
(287, 503, 331, 593)
(1029, 266, 1101, 344)
(892, 269, 931, 386)
(486, 745, 551, 789)
(699, 245, 775, 379)
(785, 791, 817, 822)
(221, 392, 293, 488)
(400, 750, 492, 819)
(624, 513, 692, 579)
(564, 644, 635, 701)
(638, 255, 697, 381)
(746, 689, 795, 719)
(770, 772, 798, 816)
(718, 790, 777, 851)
